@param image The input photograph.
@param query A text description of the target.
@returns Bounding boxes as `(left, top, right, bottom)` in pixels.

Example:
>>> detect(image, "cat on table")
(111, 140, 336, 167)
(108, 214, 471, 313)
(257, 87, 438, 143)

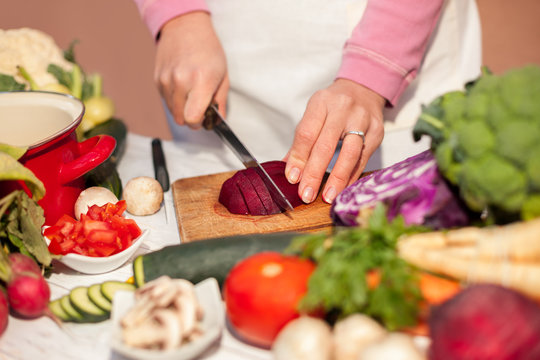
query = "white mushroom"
(358, 333, 426, 360)
(74, 186, 118, 219)
(123, 176, 164, 216)
(272, 316, 333, 360)
(122, 309, 182, 350)
(120, 276, 205, 350)
(333, 314, 388, 360)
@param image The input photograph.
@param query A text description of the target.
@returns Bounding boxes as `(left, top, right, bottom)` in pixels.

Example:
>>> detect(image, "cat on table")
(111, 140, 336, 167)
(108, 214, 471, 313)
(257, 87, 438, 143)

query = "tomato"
(45, 200, 141, 257)
(223, 251, 316, 348)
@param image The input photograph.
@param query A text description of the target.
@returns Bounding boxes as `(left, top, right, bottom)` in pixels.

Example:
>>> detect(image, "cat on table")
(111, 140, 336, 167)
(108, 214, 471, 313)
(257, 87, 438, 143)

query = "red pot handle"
(59, 135, 117, 184)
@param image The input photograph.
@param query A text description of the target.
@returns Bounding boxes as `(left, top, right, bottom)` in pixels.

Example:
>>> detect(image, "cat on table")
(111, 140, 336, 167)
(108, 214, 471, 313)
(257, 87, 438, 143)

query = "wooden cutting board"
(172, 170, 333, 242)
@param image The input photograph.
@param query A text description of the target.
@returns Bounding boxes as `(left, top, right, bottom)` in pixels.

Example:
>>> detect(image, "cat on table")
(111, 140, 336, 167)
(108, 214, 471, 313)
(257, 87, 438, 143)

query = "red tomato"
(45, 200, 141, 257)
(223, 251, 316, 348)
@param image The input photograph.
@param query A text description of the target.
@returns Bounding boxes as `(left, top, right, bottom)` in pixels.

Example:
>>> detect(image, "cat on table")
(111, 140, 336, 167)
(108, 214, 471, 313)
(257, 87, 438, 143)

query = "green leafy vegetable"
(0, 74, 26, 91)
(285, 203, 429, 330)
(413, 64, 540, 223)
(0, 145, 52, 267)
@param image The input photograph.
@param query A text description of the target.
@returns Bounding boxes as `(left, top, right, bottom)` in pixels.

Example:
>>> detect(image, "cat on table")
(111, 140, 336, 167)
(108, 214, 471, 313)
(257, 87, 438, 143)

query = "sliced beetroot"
(244, 168, 281, 215)
(219, 173, 249, 215)
(267, 175, 304, 207)
(429, 283, 540, 360)
(219, 161, 303, 215)
(235, 171, 268, 215)
(261, 160, 286, 175)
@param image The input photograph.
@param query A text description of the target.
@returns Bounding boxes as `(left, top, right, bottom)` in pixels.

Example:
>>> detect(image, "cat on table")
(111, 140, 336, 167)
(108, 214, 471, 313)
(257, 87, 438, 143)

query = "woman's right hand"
(155, 11, 229, 129)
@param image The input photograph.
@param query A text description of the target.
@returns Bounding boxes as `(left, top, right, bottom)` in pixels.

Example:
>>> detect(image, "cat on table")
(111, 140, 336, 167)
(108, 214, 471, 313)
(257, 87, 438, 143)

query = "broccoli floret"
(434, 141, 461, 185)
(456, 121, 495, 159)
(499, 65, 540, 117)
(460, 154, 527, 213)
(496, 120, 540, 167)
(526, 145, 540, 190)
(522, 195, 540, 221)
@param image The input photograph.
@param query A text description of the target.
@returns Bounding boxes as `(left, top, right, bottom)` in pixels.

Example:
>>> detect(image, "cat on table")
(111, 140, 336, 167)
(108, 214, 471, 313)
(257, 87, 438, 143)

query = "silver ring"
(342, 130, 365, 142)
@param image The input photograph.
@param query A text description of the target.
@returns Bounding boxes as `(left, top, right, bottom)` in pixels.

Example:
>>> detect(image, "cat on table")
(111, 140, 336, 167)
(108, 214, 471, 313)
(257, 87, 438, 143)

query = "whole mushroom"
(123, 176, 164, 216)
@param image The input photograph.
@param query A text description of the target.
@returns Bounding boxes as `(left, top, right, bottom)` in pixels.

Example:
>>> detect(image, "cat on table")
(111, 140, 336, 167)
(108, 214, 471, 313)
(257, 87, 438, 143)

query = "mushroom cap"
(123, 176, 164, 216)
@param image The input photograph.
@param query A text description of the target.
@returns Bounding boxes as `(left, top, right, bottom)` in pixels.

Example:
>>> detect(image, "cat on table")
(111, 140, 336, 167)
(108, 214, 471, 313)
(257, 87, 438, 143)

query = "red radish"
(219, 161, 303, 215)
(7, 272, 51, 319)
(8, 253, 41, 276)
(0, 289, 8, 336)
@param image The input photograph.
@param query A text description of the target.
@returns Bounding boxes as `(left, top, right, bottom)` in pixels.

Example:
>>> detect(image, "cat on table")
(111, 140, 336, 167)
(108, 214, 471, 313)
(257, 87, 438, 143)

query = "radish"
(7, 272, 51, 319)
(8, 253, 41, 276)
(0, 289, 8, 336)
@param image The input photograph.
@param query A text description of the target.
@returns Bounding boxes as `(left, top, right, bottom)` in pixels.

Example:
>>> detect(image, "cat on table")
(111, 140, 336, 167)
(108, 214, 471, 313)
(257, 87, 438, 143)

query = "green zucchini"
(88, 283, 112, 312)
(101, 281, 136, 302)
(83, 118, 127, 198)
(84, 158, 123, 198)
(133, 232, 300, 289)
(49, 298, 72, 322)
(59, 295, 85, 323)
(69, 286, 109, 322)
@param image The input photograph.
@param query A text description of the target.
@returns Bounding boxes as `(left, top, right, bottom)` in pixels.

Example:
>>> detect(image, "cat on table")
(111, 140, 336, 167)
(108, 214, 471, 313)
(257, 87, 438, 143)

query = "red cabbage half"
(331, 150, 470, 229)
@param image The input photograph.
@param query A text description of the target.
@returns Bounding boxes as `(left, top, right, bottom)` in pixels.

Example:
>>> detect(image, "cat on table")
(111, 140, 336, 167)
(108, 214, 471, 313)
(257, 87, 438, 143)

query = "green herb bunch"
(286, 203, 429, 331)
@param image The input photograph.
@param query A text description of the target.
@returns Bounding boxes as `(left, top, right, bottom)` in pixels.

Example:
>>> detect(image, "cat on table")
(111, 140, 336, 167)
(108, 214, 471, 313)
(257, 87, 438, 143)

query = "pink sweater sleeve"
(133, 0, 209, 39)
(337, 0, 444, 106)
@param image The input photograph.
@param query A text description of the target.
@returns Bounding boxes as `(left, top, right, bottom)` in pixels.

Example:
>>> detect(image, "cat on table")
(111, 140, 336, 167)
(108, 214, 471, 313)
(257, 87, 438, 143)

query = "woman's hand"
(155, 11, 229, 129)
(284, 79, 385, 204)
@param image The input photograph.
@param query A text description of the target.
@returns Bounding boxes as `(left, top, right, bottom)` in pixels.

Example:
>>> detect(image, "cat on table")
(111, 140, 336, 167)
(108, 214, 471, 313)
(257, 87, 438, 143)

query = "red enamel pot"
(0, 91, 116, 225)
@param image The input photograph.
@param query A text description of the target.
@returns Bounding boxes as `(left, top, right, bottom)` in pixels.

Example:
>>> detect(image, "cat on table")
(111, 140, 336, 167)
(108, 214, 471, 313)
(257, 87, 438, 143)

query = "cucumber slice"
(101, 281, 135, 302)
(88, 283, 112, 312)
(49, 298, 72, 322)
(59, 295, 84, 323)
(69, 286, 108, 322)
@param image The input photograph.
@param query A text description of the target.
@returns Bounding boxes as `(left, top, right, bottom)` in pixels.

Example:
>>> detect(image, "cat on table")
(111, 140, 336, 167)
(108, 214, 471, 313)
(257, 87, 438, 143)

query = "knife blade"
(151, 138, 170, 192)
(203, 104, 294, 212)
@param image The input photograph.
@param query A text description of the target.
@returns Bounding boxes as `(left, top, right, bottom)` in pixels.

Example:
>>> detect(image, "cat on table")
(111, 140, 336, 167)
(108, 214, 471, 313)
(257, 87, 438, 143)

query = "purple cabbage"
(331, 150, 470, 229)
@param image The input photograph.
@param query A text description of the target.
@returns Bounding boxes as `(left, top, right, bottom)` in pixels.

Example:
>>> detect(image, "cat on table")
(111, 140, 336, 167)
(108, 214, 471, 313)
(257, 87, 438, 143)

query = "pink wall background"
(2, 0, 539, 140)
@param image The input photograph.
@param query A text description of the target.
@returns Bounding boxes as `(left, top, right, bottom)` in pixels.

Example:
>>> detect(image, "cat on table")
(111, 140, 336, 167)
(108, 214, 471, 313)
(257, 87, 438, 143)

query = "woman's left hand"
(284, 79, 385, 204)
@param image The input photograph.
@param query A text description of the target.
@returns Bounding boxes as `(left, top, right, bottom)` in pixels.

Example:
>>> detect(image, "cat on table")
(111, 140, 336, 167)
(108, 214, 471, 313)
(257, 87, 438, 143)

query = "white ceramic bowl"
(111, 277, 224, 360)
(44, 227, 149, 274)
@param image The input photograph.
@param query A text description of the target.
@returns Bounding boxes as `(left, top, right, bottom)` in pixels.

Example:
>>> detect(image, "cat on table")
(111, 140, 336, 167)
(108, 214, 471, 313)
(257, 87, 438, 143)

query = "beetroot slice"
(219, 173, 249, 215)
(234, 172, 268, 215)
(261, 161, 303, 207)
(218, 160, 303, 215)
(244, 168, 281, 215)
(429, 283, 540, 360)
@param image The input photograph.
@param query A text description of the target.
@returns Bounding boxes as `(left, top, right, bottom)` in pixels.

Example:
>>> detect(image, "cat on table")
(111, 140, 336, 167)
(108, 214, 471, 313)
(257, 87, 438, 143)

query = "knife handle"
(203, 104, 223, 130)
(152, 138, 170, 192)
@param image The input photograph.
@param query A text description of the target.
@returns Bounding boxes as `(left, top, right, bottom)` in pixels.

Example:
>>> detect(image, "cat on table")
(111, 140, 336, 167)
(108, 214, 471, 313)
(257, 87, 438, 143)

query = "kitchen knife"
(203, 104, 294, 212)
(151, 138, 170, 192)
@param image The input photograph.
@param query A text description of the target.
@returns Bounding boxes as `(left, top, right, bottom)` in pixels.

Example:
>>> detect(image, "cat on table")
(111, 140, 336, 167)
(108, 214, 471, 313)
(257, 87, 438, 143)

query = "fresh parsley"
(285, 203, 429, 330)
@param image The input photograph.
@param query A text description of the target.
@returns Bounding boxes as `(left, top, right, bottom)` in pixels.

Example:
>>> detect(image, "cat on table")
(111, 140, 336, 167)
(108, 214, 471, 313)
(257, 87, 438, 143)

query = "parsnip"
(397, 218, 540, 299)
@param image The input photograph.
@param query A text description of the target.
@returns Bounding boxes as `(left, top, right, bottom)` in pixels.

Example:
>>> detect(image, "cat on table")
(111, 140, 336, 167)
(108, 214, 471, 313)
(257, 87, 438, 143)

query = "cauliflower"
(413, 65, 540, 224)
(0, 27, 72, 88)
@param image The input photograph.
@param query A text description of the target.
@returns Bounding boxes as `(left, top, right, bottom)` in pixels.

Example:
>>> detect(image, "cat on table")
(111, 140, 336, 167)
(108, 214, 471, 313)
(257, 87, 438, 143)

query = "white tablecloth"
(0, 133, 274, 360)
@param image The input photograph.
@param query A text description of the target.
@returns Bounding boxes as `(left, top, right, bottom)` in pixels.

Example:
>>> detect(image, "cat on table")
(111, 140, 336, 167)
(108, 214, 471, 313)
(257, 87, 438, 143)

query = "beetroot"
(8, 253, 41, 276)
(429, 283, 540, 360)
(0, 289, 8, 336)
(219, 161, 303, 215)
(219, 173, 249, 215)
(7, 272, 51, 319)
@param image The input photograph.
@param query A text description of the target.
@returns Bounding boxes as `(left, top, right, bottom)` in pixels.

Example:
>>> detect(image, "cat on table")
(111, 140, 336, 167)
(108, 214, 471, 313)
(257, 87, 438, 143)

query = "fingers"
(153, 12, 228, 129)
(286, 79, 386, 204)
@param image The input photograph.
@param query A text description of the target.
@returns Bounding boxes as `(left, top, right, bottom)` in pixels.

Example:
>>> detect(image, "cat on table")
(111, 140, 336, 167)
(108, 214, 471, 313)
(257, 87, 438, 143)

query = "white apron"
(166, 0, 482, 171)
